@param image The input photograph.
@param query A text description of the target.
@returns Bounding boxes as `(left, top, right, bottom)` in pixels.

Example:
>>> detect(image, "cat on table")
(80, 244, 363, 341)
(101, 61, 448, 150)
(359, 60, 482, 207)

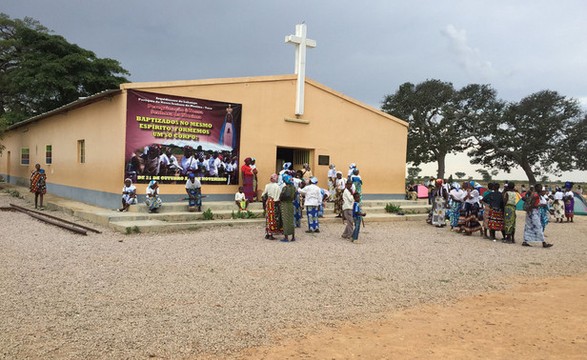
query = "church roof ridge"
(120, 74, 298, 90)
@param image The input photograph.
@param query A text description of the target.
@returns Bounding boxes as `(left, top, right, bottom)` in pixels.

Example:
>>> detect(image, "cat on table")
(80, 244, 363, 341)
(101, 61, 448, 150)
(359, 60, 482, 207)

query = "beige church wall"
(0, 94, 127, 195)
(125, 75, 408, 197)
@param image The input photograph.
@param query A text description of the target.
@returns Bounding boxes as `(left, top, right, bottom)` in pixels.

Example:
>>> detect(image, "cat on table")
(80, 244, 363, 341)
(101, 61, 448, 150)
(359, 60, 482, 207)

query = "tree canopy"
(381, 79, 501, 179)
(468, 90, 586, 184)
(0, 13, 130, 125)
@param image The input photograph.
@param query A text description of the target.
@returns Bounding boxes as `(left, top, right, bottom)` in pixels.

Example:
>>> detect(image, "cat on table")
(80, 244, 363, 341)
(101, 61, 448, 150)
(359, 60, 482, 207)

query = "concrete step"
(109, 213, 429, 234)
(126, 200, 428, 213)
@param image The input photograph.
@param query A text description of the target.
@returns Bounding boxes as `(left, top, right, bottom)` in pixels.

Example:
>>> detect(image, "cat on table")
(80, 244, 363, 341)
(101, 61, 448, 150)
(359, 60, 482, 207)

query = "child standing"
(351, 193, 366, 242)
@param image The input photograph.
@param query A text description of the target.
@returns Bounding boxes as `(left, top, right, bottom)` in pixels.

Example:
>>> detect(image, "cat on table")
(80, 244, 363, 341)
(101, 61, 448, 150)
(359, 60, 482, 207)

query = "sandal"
(522, 242, 531, 247)
(543, 242, 553, 248)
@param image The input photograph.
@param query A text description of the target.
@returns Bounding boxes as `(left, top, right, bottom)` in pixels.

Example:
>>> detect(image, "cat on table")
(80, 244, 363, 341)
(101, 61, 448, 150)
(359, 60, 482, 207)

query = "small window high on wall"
(20, 147, 30, 165)
(77, 140, 85, 163)
(46, 145, 52, 165)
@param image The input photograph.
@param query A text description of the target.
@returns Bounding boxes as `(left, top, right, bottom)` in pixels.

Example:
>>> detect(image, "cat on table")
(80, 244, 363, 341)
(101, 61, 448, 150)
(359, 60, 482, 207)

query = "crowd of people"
(117, 160, 368, 242)
(260, 162, 365, 242)
(126, 144, 239, 184)
(426, 178, 579, 248)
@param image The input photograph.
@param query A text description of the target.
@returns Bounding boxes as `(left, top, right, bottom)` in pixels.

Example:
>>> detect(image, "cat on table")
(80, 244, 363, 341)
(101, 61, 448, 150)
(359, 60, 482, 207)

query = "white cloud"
(441, 24, 498, 80)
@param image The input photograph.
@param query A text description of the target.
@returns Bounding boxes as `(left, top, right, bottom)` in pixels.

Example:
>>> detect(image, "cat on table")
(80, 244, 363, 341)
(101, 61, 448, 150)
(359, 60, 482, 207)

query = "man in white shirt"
(341, 181, 355, 239)
(208, 152, 221, 177)
(298, 177, 323, 233)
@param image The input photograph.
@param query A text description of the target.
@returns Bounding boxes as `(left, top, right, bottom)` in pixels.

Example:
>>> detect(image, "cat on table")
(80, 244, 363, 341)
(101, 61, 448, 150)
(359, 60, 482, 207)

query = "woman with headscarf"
(334, 171, 346, 218)
(145, 180, 162, 213)
(278, 162, 292, 186)
(292, 171, 303, 228)
(431, 178, 448, 227)
(347, 163, 356, 180)
(502, 182, 517, 243)
(241, 157, 256, 201)
(118, 178, 137, 212)
(279, 174, 297, 242)
(350, 169, 363, 200)
(250, 158, 258, 200)
(298, 176, 322, 233)
(185, 173, 202, 212)
(261, 173, 282, 240)
(449, 182, 464, 230)
(30, 163, 47, 210)
(552, 186, 565, 222)
(461, 181, 482, 236)
(522, 184, 553, 248)
(538, 186, 550, 231)
(482, 182, 505, 240)
(327, 164, 337, 201)
(563, 182, 575, 222)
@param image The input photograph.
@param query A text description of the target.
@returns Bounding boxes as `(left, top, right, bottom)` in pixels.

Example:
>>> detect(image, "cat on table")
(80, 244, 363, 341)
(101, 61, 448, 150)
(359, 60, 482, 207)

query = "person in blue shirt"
(351, 193, 366, 242)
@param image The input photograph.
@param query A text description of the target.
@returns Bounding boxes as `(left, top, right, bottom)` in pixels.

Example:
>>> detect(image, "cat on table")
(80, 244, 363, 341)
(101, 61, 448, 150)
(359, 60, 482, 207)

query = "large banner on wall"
(125, 90, 242, 185)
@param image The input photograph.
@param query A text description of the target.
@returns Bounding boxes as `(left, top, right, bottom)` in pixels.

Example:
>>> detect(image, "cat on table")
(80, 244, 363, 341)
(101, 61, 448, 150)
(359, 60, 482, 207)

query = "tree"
(407, 166, 422, 181)
(476, 169, 492, 182)
(455, 171, 466, 179)
(469, 90, 585, 185)
(381, 79, 501, 179)
(0, 13, 130, 124)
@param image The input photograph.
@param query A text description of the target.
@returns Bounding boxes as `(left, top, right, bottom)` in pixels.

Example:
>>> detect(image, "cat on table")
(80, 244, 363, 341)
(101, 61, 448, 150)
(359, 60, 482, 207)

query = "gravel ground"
(1, 192, 586, 359)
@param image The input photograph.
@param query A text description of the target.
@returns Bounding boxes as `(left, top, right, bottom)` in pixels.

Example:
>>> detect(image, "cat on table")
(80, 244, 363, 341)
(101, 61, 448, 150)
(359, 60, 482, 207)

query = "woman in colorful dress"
(261, 174, 282, 240)
(327, 164, 337, 201)
(431, 179, 448, 227)
(30, 163, 47, 210)
(241, 157, 256, 201)
(350, 169, 363, 200)
(538, 187, 550, 231)
(145, 180, 162, 213)
(482, 182, 504, 240)
(449, 182, 464, 230)
(522, 184, 553, 248)
(279, 174, 297, 242)
(292, 172, 304, 228)
(461, 181, 482, 236)
(334, 171, 346, 218)
(502, 182, 517, 243)
(552, 187, 565, 222)
(563, 182, 575, 222)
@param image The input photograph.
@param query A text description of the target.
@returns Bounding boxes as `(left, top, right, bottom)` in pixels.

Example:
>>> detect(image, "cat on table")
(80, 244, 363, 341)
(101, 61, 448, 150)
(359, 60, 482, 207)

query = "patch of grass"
(5, 189, 22, 198)
(125, 226, 140, 234)
(203, 208, 214, 220)
(385, 203, 402, 213)
(231, 210, 258, 219)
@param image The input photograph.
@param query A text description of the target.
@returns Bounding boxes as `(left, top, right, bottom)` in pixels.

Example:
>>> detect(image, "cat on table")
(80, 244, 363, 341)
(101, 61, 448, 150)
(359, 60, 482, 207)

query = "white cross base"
(285, 24, 316, 116)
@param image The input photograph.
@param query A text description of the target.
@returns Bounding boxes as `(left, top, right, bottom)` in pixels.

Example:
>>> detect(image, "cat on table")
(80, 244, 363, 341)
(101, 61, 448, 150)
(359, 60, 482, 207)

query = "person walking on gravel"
(341, 181, 355, 239)
(522, 184, 553, 248)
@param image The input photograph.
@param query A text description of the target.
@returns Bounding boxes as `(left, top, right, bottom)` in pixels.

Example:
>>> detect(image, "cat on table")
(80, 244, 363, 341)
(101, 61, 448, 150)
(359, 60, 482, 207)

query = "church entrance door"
(276, 147, 313, 175)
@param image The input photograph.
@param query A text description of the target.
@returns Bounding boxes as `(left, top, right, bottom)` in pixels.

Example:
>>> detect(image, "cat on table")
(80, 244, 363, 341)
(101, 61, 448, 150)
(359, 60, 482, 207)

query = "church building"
(0, 25, 408, 209)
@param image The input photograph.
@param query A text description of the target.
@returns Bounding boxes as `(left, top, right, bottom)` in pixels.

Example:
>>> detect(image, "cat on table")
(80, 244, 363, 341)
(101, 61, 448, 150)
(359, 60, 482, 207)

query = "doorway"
(276, 147, 312, 174)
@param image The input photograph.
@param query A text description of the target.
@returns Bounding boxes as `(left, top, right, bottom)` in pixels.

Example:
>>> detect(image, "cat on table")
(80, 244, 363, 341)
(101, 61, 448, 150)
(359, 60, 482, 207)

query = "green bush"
(203, 208, 214, 220)
(231, 210, 258, 219)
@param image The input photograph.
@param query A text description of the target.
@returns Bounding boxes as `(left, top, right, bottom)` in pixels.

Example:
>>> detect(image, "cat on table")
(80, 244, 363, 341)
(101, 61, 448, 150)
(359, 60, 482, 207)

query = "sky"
(3, 0, 587, 183)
